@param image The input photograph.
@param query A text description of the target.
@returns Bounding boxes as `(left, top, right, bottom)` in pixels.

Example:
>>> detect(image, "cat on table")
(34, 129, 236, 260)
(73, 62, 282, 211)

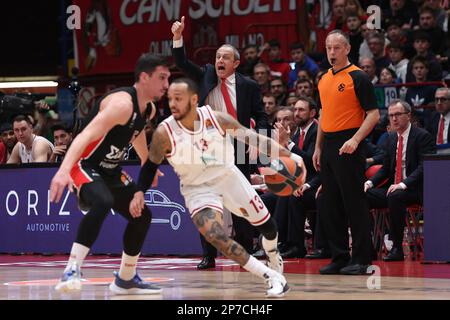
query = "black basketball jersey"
(78, 86, 149, 170)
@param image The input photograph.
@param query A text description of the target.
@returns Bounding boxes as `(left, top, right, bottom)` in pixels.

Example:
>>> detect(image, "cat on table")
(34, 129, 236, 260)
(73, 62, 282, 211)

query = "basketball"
(263, 156, 305, 196)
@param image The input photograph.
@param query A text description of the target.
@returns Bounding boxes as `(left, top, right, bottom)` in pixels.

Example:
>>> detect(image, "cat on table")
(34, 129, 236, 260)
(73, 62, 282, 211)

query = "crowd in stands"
(0, 0, 449, 262)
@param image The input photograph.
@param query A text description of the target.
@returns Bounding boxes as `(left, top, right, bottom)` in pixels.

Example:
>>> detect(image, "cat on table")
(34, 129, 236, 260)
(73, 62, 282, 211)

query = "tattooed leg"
(192, 208, 250, 266)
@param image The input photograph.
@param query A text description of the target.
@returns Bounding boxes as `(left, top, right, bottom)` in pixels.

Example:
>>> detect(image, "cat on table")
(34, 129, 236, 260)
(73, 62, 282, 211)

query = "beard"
(173, 102, 192, 120)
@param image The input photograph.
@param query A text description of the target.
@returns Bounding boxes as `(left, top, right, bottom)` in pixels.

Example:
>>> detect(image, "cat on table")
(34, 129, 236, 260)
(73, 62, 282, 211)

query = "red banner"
(73, 0, 301, 75)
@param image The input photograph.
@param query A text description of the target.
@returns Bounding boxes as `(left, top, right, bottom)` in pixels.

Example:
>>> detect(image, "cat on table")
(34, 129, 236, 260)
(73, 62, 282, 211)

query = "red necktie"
(298, 130, 305, 150)
(220, 79, 237, 119)
(395, 135, 404, 184)
(437, 115, 445, 145)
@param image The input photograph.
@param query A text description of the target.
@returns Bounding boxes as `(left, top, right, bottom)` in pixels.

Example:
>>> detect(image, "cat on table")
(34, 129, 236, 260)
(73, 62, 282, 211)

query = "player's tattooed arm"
(148, 124, 172, 164)
(214, 111, 291, 158)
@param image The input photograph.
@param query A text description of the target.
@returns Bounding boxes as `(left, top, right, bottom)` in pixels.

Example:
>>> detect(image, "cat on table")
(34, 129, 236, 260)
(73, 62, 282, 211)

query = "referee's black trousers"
(319, 129, 372, 265)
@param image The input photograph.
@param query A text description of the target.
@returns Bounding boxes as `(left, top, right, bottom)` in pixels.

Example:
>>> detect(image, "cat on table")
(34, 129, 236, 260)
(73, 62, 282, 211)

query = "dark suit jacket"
(426, 111, 450, 144)
(290, 121, 318, 185)
(173, 45, 268, 131)
(370, 126, 436, 198)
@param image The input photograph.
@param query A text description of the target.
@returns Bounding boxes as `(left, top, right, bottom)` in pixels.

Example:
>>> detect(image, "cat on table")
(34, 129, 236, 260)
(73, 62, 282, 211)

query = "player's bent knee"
(256, 218, 278, 240)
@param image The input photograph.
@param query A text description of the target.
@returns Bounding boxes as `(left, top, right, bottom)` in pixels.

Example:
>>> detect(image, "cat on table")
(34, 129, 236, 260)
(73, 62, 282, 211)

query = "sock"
(65, 243, 90, 272)
(243, 255, 277, 279)
(262, 233, 278, 253)
(118, 252, 140, 281)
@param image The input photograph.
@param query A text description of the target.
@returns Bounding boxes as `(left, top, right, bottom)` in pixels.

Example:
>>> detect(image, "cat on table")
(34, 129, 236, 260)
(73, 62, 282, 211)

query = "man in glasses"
(426, 88, 450, 146)
(364, 99, 436, 261)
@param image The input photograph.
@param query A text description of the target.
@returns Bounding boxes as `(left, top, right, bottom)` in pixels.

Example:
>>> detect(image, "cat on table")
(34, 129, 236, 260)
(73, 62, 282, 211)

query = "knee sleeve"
(256, 218, 278, 241)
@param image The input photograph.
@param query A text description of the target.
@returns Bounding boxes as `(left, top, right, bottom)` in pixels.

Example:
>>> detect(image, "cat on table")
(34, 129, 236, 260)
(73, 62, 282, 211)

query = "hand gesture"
(129, 191, 145, 218)
(171, 16, 185, 41)
(339, 137, 359, 155)
(49, 170, 73, 203)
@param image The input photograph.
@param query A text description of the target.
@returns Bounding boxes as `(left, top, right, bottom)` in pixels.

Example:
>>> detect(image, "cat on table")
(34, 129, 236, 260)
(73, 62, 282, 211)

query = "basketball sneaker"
(55, 263, 82, 293)
(266, 249, 284, 274)
(109, 271, 162, 295)
(264, 272, 290, 298)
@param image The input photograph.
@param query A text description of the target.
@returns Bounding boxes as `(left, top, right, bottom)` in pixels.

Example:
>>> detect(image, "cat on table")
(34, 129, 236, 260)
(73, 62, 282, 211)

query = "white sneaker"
(266, 249, 284, 274)
(265, 272, 289, 298)
(55, 263, 82, 293)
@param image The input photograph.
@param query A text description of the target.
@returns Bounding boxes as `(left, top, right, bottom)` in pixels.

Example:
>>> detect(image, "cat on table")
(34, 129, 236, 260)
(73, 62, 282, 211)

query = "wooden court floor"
(1, 254, 450, 300)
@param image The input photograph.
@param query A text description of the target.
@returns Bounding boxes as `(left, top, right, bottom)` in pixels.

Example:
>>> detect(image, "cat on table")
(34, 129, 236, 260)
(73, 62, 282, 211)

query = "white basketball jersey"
(161, 105, 235, 186)
(18, 135, 54, 163)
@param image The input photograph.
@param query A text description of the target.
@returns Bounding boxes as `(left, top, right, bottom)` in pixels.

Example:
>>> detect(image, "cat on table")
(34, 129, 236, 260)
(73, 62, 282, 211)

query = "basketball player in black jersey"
(50, 54, 170, 295)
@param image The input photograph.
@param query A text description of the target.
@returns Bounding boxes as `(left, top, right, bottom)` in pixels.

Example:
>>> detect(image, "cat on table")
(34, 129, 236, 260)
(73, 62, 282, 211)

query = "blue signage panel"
(0, 165, 202, 255)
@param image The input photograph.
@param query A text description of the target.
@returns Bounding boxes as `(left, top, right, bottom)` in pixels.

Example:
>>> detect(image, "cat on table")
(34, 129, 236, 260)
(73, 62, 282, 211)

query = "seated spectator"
(288, 42, 319, 89)
(263, 39, 291, 84)
(382, 0, 419, 30)
(7, 115, 54, 163)
(286, 92, 299, 107)
(426, 87, 450, 145)
(270, 77, 287, 106)
(0, 123, 17, 164)
(378, 67, 399, 85)
(422, 0, 448, 31)
(405, 56, 439, 126)
(416, 5, 448, 56)
(387, 42, 409, 83)
(359, 57, 379, 84)
(237, 44, 261, 77)
(296, 69, 313, 83)
(345, 0, 367, 20)
(295, 79, 314, 99)
(405, 31, 443, 82)
(346, 12, 364, 64)
(253, 63, 271, 94)
(365, 99, 436, 261)
(49, 122, 73, 163)
(367, 33, 391, 76)
(262, 93, 278, 127)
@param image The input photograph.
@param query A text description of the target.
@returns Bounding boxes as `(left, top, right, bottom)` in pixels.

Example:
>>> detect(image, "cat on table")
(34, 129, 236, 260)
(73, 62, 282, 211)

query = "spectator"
(0, 123, 17, 164)
(365, 99, 436, 261)
(382, 0, 419, 30)
(288, 42, 319, 89)
(295, 79, 314, 99)
(417, 6, 448, 56)
(367, 33, 391, 76)
(264, 39, 292, 84)
(237, 44, 261, 77)
(49, 123, 73, 163)
(426, 87, 450, 145)
(422, 0, 448, 31)
(345, 0, 367, 20)
(359, 57, 379, 84)
(286, 92, 299, 107)
(7, 114, 54, 163)
(296, 69, 314, 82)
(405, 30, 443, 82)
(253, 63, 271, 94)
(262, 93, 278, 127)
(405, 56, 439, 125)
(346, 12, 364, 64)
(270, 77, 287, 106)
(387, 41, 409, 83)
(378, 67, 399, 85)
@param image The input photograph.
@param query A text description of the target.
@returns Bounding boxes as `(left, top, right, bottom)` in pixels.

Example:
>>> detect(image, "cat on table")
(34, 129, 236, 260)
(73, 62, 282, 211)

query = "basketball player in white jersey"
(8, 114, 54, 163)
(130, 78, 306, 297)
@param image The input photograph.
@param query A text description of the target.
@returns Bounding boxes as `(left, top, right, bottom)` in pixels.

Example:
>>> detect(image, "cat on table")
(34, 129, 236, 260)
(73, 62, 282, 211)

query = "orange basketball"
(264, 157, 305, 196)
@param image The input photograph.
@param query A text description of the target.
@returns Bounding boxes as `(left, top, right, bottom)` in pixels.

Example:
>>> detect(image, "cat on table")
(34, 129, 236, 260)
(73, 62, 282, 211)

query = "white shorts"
(181, 166, 271, 226)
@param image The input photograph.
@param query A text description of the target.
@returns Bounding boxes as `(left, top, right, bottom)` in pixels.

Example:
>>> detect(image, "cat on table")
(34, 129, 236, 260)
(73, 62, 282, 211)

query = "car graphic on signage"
(144, 190, 186, 231)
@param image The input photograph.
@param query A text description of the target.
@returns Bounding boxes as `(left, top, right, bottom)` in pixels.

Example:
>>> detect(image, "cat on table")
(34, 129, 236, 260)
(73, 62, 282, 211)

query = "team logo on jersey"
(338, 83, 346, 92)
(205, 119, 214, 130)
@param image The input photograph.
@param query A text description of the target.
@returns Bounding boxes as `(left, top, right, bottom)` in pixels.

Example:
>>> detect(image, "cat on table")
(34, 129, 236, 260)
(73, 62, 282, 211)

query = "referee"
(313, 30, 380, 275)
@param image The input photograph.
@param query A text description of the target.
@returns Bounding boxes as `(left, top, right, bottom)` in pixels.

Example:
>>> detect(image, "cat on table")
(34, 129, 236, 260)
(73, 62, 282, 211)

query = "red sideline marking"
(4, 277, 174, 287)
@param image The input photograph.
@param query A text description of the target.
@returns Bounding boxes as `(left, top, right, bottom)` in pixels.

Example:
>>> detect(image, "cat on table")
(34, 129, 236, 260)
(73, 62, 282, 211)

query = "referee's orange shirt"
(318, 64, 378, 133)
